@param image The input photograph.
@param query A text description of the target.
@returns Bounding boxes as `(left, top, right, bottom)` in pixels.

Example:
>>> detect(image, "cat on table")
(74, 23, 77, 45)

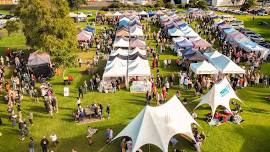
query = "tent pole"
(148, 144, 150, 152)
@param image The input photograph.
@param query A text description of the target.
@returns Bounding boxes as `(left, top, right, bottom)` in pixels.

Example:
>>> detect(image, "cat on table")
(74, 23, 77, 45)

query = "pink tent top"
(130, 38, 146, 49)
(116, 29, 129, 37)
(77, 30, 92, 42)
(192, 39, 212, 49)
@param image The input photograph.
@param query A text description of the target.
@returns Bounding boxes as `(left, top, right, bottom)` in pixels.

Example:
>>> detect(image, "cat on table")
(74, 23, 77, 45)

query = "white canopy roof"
(113, 37, 129, 48)
(195, 78, 241, 116)
(128, 57, 151, 77)
(210, 55, 245, 74)
(139, 10, 148, 16)
(119, 17, 130, 23)
(184, 30, 199, 38)
(130, 25, 144, 37)
(114, 95, 198, 152)
(69, 12, 77, 18)
(77, 12, 87, 18)
(190, 61, 219, 74)
(110, 48, 129, 56)
(204, 51, 223, 59)
(168, 28, 184, 37)
(129, 47, 147, 56)
(172, 36, 185, 43)
(114, 11, 122, 16)
(103, 57, 127, 78)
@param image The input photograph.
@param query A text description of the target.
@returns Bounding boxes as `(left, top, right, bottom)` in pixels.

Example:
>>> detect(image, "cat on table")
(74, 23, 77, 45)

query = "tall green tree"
(67, 0, 86, 9)
(5, 20, 21, 36)
(16, 0, 78, 67)
(241, 0, 257, 11)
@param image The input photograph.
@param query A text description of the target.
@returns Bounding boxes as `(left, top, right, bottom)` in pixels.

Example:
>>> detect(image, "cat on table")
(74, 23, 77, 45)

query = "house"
(0, 0, 19, 5)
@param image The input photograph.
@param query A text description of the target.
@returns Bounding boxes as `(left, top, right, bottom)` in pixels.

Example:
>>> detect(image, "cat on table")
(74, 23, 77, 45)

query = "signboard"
(219, 84, 231, 97)
(64, 87, 69, 97)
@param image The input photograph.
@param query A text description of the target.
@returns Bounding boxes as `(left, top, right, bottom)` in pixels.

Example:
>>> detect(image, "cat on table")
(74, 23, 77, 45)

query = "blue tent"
(179, 23, 188, 30)
(148, 11, 156, 17)
(223, 28, 236, 34)
(85, 26, 95, 33)
(176, 39, 193, 48)
(181, 48, 196, 56)
(118, 20, 129, 27)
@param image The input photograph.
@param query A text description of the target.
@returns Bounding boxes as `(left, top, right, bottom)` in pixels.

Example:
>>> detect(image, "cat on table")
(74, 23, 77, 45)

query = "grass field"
(0, 8, 270, 152)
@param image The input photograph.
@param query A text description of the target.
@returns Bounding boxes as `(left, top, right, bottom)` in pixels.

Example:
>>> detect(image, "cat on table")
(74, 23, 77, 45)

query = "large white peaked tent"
(113, 37, 130, 48)
(128, 57, 151, 77)
(190, 61, 219, 74)
(103, 57, 127, 78)
(195, 78, 241, 116)
(113, 96, 198, 152)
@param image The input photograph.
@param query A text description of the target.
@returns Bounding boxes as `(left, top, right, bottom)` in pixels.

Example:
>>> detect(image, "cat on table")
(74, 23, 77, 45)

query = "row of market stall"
(102, 16, 151, 93)
(211, 15, 269, 60)
(160, 14, 212, 61)
(159, 13, 245, 75)
(103, 10, 165, 17)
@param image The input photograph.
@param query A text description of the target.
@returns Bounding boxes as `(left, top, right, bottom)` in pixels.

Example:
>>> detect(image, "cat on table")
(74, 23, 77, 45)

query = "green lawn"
(0, 29, 27, 54)
(0, 9, 270, 152)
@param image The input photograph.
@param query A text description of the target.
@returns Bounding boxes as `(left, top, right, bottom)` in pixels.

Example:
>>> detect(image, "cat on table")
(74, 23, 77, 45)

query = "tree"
(189, 0, 208, 10)
(155, 0, 165, 7)
(5, 20, 21, 36)
(16, 0, 78, 67)
(240, 0, 257, 11)
(67, 0, 86, 9)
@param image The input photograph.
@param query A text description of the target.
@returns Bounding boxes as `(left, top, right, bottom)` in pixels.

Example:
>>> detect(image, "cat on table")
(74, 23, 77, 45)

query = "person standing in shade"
(108, 128, 113, 144)
(29, 112, 33, 125)
(29, 137, 35, 152)
(106, 104, 110, 119)
(76, 97, 81, 107)
(40, 136, 49, 152)
(78, 86, 83, 99)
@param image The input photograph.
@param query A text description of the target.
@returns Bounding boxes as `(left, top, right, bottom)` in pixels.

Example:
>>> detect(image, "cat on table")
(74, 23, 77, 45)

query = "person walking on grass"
(40, 136, 49, 152)
(29, 112, 33, 125)
(29, 137, 35, 152)
(106, 104, 111, 119)
(78, 86, 83, 99)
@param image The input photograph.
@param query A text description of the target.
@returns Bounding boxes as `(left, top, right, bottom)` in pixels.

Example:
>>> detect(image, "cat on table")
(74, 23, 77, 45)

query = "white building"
(212, 0, 245, 6)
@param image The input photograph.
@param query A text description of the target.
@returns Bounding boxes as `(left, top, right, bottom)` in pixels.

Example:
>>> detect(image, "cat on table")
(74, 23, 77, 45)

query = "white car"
(229, 20, 244, 27)
(258, 12, 268, 16)
(246, 34, 265, 42)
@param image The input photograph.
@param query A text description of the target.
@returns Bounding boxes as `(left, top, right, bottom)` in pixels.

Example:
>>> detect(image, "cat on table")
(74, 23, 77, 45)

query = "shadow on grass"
(237, 125, 270, 152)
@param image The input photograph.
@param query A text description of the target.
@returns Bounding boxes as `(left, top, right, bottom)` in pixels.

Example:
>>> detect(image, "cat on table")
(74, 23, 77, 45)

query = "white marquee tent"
(129, 47, 147, 56)
(128, 57, 151, 77)
(204, 51, 223, 59)
(168, 28, 184, 37)
(110, 48, 129, 56)
(113, 95, 198, 152)
(195, 78, 241, 117)
(139, 10, 148, 16)
(114, 11, 122, 16)
(190, 61, 219, 74)
(130, 25, 144, 37)
(103, 57, 127, 78)
(113, 37, 130, 48)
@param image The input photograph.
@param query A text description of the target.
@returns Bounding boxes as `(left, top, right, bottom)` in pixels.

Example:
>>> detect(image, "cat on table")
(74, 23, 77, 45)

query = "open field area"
(0, 6, 270, 152)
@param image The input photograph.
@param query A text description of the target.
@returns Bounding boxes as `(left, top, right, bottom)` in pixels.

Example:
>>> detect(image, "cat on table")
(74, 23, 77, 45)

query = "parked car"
(86, 12, 92, 17)
(229, 20, 244, 29)
(258, 41, 270, 48)
(257, 11, 268, 16)
(246, 34, 265, 42)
